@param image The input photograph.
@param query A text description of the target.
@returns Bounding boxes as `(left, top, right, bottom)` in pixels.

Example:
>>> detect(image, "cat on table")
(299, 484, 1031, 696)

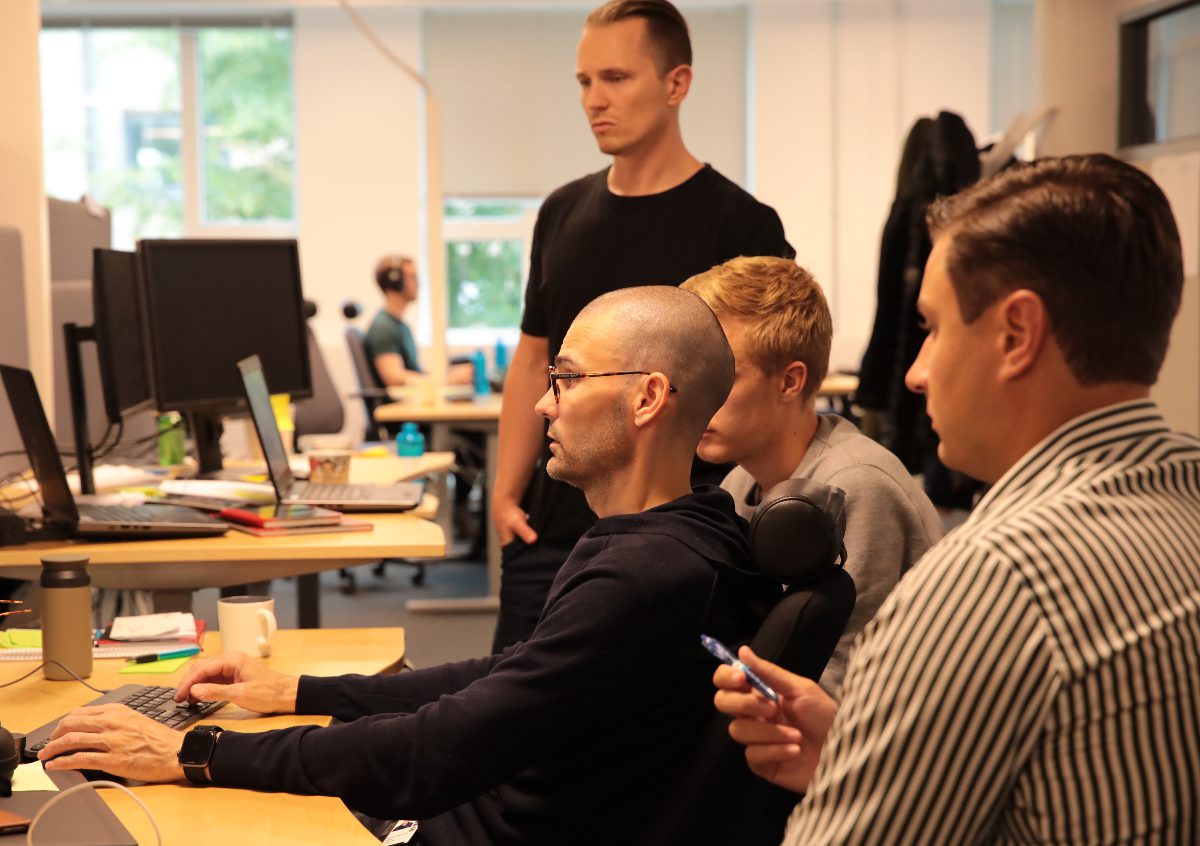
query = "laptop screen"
(0, 365, 80, 527)
(236, 355, 294, 498)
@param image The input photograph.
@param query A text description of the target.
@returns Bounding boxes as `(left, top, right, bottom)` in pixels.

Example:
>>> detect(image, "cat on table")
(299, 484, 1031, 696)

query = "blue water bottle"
(471, 349, 490, 396)
(396, 422, 426, 457)
(494, 339, 509, 374)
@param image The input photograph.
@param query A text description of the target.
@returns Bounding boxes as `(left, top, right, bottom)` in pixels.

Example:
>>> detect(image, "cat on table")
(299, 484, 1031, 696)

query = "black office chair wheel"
(411, 565, 426, 587)
(338, 568, 357, 595)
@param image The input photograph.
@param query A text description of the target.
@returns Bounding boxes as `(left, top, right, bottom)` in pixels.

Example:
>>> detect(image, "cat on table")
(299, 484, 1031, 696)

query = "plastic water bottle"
(41, 553, 93, 681)
(396, 422, 426, 457)
(471, 349, 490, 396)
(157, 412, 185, 466)
(494, 339, 509, 375)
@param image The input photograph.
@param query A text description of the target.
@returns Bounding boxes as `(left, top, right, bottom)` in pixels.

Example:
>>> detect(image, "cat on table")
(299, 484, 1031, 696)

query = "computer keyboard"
(297, 483, 368, 500)
(79, 504, 211, 523)
(22, 684, 227, 762)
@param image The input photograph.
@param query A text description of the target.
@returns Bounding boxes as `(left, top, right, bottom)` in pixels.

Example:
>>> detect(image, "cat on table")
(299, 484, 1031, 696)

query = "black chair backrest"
(292, 325, 345, 449)
(344, 324, 388, 442)
(642, 477, 856, 846)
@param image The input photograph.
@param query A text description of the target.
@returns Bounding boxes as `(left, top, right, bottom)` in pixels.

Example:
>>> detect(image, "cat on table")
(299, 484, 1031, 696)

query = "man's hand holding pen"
(711, 644, 839, 795)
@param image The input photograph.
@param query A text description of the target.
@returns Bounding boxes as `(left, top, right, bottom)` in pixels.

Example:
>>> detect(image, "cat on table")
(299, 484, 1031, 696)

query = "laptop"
(237, 355, 423, 512)
(0, 365, 228, 538)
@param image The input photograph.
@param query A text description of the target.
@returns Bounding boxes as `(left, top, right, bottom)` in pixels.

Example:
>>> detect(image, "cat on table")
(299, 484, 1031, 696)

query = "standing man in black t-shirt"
(491, 0, 794, 650)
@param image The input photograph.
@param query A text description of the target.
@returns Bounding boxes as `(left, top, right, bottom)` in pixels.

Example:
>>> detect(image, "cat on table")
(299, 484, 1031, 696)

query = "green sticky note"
(0, 629, 42, 648)
(119, 655, 194, 674)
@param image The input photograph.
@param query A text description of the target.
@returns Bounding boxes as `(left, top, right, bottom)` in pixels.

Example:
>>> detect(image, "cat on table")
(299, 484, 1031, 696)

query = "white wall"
(753, 0, 992, 371)
(292, 6, 424, 439)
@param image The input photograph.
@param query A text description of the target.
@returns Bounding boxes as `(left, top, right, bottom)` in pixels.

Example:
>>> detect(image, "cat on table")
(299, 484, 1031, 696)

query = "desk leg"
(151, 589, 194, 613)
(296, 574, 321, 628)
(406, 422, 500, 614)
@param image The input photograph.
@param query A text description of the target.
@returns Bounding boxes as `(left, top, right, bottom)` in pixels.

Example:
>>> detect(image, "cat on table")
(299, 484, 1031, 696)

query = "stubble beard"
(545, 399, 633, 497)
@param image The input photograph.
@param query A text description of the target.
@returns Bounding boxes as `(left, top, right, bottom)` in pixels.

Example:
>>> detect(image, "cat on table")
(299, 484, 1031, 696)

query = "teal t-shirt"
(364, 310, 421, 385)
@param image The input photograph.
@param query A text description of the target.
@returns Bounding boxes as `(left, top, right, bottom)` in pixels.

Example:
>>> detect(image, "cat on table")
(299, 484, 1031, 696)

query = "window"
(1120, 1, 1200, 149)
(40, 21, 295, 249)
(444, 198, 541, 346)
(41, 28, 184, 249)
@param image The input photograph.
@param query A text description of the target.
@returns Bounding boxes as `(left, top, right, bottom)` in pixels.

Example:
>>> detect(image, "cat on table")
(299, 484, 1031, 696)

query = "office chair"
(338, 301, 430, 589)
(641, 477, 856, 846)
(342, 302, 394, 443)
(292, 323, 345, 452)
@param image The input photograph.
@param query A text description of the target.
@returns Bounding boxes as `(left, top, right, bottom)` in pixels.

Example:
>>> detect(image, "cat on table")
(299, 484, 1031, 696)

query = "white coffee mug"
(218, 595, 278, 657)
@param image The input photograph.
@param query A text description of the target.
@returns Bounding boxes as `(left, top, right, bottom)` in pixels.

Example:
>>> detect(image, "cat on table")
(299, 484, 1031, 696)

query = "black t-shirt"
(519, 165, 795, 546)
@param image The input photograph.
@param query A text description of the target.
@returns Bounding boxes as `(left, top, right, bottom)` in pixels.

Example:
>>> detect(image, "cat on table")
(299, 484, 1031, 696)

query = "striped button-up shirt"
(786, 400, 1200, 844)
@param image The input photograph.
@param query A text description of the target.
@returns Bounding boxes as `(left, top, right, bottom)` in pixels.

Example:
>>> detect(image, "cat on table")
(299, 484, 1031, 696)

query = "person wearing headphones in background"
(364, 254, 474, 388)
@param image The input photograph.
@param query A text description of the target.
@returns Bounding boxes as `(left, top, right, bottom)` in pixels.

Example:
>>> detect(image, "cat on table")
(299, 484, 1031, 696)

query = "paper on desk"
(13, 761, 58, 792)
(109, 612, 197, 642)
(0, 629, 41, 648)
(159, 478, 276, 503)
(119, 655, 195, 674)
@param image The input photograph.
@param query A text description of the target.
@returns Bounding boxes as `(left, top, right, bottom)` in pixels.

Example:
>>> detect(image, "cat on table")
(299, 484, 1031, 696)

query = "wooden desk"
(819, 373, 859, 399)
(375, 395, 502, 613)
(0, 454, 447, 627)
(0, 627, 404, 846)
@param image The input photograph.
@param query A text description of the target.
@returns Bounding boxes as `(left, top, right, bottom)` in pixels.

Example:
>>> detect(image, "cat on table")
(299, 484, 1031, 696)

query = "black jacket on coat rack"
(857, 110, 983, 508)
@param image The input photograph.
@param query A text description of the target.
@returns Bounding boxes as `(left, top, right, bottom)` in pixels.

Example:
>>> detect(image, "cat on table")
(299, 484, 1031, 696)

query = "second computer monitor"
(92, 248, 154, 424)
(137, 239, 312, 412)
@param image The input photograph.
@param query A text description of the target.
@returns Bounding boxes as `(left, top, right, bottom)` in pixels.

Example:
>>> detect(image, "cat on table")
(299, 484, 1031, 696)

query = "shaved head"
(576, 285, 734, 442)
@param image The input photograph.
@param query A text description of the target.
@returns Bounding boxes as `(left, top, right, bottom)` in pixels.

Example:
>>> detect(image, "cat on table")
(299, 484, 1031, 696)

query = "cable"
(0, 661, 110, 695)
(27, 779, 162, 846)
(93, 420, 124, 460)
(335, 0, 428, 91)
(100, 418, 184, 460)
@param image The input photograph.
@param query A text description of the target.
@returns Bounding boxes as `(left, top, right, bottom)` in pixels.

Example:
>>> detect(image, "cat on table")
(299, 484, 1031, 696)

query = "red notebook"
(218, 503, 344, 529)
(227, 519, 374, 538)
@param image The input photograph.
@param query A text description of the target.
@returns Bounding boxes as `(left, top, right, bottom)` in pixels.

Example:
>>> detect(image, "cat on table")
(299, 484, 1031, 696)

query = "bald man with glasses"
(42, 286, 778, 846)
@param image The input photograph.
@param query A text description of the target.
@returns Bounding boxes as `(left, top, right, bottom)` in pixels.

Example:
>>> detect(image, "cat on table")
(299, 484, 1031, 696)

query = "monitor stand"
(63, 321, 98, 494)
(190, 409, 225, 476)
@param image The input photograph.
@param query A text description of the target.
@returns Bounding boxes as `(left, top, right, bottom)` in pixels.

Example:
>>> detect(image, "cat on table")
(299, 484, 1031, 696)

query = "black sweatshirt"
(208, 487, 777, 844)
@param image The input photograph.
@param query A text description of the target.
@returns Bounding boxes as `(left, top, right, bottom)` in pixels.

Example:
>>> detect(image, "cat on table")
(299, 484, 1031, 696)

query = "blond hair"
(682, 256, 832, 401)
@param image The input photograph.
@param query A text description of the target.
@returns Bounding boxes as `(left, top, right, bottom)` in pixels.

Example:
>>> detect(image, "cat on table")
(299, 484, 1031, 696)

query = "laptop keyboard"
(79, 504, 218, 523)
(297, 483, 369, 500)
(24, 684, 227, 761)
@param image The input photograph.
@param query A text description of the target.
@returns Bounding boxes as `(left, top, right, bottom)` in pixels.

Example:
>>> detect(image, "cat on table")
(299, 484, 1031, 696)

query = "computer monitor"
(137, 239, 312, 412)
(91, 248, 153, 424)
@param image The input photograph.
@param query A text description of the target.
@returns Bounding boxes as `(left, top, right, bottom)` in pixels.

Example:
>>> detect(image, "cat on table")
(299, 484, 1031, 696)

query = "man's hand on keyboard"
(177, 651, 299, 715)
(39, 703, 185, 782)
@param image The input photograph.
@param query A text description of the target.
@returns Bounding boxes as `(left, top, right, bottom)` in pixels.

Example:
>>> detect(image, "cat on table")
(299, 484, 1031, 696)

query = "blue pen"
(700, 634, 778, 702)
(126, 646, 201, 664)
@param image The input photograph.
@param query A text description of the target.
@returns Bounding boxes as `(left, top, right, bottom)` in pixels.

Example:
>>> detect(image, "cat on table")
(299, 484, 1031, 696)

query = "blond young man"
(683, 257, 942, 695)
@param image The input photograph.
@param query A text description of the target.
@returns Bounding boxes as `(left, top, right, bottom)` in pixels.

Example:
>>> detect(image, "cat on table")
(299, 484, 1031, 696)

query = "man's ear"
(998, 289, 1048, 383)
(780, 360, 808, 403)
(632, 372, 672, 429)
(665, 64, 691, 107)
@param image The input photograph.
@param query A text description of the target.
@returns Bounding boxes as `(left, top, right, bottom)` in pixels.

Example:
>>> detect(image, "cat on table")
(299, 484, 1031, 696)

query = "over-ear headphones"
(375, 256, 413, 294)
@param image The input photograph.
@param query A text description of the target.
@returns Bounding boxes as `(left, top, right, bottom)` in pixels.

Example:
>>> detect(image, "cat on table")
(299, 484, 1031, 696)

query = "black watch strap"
(179, 725, 223, 785)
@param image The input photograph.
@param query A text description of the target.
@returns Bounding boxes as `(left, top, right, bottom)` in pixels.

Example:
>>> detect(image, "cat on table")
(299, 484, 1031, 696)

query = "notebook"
(237, 355, 423, 512)
(0, 365, 227, 539)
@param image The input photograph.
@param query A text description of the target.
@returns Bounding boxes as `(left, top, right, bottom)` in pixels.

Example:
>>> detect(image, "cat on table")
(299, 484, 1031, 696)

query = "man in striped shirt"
(714, 154, 1200, 843)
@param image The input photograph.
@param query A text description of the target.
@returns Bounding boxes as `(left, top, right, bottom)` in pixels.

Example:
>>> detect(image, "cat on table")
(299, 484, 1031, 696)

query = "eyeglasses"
(547, 365, 678, 403)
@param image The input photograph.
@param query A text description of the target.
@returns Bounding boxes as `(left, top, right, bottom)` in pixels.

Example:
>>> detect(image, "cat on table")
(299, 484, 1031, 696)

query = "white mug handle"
(256, 608, 278, 657)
